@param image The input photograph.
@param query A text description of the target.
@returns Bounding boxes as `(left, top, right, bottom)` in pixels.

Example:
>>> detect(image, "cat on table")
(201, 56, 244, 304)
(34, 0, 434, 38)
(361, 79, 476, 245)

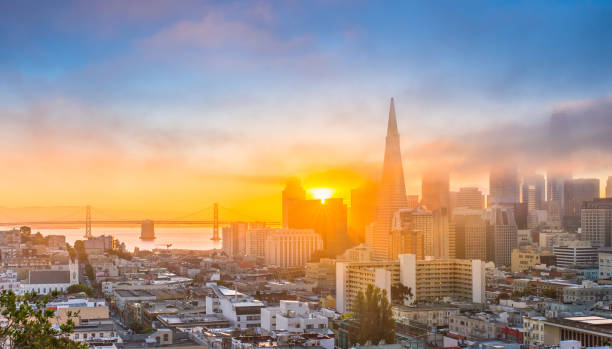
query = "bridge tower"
(211, 203, 220, 241)
(84, 205, 92, 239)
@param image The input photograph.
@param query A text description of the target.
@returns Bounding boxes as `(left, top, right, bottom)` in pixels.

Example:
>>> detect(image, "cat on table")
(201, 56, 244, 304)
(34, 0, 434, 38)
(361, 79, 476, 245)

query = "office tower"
(335, 255, 485, 312)
(513, 202, 528, 230)
(264, 229, 323, 268)
(563, 178, 600, 232)
(421, 170, 450, 211)
(390, 208, 426, 260)
(390, 207, 432, 259)
(486, 208, 517, 266)
(522, 174, 545, 210)
(406, 195, 419, 209)
(282, 178, 306, 228)
(286, 197, 348, 255)
(456, 187, 485, 210)
(607, 176, 612, 198)
(581, 198, 612, 247)
(371, 98, 408, 260)
(489, 166, 520, 207)
(547, 112, 572, 212)
(221, 222, 248, 257)
(349, 182, 377, 243)
(433, 207, 455, 259)
(453, 208, 487, 261)
(553, 241, 597, 268)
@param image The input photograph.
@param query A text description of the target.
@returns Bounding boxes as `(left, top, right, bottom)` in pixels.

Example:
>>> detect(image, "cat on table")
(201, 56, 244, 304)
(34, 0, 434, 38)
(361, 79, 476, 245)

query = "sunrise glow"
(308, 188, 335, 203)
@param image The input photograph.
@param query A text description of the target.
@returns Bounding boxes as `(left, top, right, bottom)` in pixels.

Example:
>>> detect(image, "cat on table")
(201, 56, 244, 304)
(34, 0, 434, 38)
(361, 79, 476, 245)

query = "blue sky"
(0, 0, 610, 213)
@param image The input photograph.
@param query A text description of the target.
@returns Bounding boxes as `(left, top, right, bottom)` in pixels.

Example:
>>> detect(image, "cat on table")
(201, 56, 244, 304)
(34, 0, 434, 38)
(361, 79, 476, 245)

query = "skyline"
(1, 1, 612, 220)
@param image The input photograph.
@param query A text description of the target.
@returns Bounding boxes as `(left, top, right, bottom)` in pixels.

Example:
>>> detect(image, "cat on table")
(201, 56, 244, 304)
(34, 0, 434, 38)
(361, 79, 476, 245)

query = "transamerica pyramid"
(371, 98, 408, 260)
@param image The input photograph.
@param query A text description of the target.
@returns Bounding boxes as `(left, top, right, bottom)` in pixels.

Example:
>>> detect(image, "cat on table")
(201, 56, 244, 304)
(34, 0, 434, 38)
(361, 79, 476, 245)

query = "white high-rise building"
(264, 229, 323, 268)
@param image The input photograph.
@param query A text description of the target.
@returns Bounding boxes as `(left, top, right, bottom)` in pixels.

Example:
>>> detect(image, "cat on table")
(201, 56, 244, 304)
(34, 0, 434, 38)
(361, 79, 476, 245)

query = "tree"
(67, 284, 93, 297)
(0, 290, 87, 348)
(354, 284, 395, 345)
(391, 284, 413, 304)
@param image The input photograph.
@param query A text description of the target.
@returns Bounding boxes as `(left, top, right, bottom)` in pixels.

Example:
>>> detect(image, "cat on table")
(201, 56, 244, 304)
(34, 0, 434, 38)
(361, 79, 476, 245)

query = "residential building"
(222, 222, 248, 257)
(511, 246, 555, 272)
(432, 207, 455, 259)
(305, 258, 336, 291)
(449, 312, 506, 340)
(335, 260, 399, 313)
(392, 304, 460, 327)
(600, 247, 612, 280)
(523, 316, 546, 346)
(264, 229, 323, 268)
(205, 285, 264, 329)
(400, 254, 485, 304)
(260, 300, 329, 333)
(562, 283, 612, 304)
(246, 228, 269, 258)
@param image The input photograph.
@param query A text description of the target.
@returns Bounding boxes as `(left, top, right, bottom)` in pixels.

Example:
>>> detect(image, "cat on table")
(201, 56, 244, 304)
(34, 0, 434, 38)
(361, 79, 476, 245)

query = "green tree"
(67, 284, 93, 297)
(391, 284, 413, 304)
(354, 284, 395, 345)
(0, 290, 87, 348)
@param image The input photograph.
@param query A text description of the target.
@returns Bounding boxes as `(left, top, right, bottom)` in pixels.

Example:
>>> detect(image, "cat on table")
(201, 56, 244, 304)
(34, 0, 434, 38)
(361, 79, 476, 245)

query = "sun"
(308, 187, 335, 203)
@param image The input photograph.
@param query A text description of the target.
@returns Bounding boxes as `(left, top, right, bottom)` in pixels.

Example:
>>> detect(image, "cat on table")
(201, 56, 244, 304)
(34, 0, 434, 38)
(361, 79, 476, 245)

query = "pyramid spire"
(387, 97, 399, 137)
(369, 98, 408, 260)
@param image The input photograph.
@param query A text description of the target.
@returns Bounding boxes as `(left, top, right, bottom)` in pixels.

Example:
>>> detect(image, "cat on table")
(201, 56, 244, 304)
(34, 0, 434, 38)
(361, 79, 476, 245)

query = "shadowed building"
(349, 182, 377, 243)
(421, 170, 450, 212)
(286, 197, 349, 256)
(563, 178, 600, 232)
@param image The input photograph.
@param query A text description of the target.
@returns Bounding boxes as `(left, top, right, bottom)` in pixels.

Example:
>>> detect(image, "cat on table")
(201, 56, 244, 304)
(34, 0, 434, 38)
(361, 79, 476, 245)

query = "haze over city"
(1, 1, 611, 222)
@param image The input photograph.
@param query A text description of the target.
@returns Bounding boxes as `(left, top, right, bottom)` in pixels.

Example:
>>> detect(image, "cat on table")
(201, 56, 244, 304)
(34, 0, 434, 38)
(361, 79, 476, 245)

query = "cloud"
(403, 95, 612, 177)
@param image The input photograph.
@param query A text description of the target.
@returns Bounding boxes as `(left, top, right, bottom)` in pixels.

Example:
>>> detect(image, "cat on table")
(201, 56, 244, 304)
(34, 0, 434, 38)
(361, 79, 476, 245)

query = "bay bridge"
(0, 203, 280, 241)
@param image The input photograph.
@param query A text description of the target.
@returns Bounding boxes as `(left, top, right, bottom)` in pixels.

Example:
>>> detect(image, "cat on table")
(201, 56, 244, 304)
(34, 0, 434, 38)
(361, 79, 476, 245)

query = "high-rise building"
(286, 197, 349, 255)
(433, 208, 455, 259)
(222, 222, 248, 257)
(246, 228, 270, 258)
(606, 176, 612, 198)
(522, 174, 545, 210)
(489, 166, 520, 208)
(581, 198, 612, 247)
(282, 178, 306, 228)
(456, 187, 485, 210)
(453, 208, 487, 261)
(406, 195, 419, 209)
(400, 255, 485, 305)
(547, 112, 572, 213)
(421, 170, 450, 211)
(335, 255, 485, 313)
(264, 229, 323, 268)
(563, 178, 600, 232)
(390, 207, 432, 259)
(391, 208, 426, 260)
(349, 182, 377, 243)
(486, 208, 518, 266)
(371, 98, 408, 260)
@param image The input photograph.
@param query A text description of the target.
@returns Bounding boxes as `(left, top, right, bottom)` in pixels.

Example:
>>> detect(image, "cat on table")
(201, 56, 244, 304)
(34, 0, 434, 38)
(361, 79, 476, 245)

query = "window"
(163, 334, 169, 342)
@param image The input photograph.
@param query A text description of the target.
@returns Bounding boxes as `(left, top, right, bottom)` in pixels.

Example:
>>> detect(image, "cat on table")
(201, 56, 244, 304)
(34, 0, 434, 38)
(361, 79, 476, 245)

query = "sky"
(0, 0, 611, 221)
